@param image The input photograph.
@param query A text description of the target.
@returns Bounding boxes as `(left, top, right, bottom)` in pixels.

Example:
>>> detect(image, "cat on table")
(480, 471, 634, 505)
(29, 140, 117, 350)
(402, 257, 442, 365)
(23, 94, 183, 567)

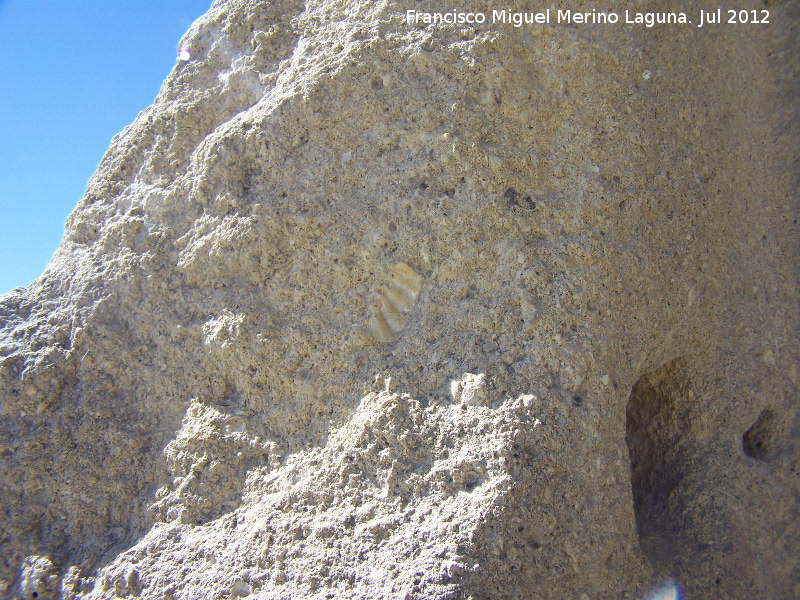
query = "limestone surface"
(1, 0, 799, 599)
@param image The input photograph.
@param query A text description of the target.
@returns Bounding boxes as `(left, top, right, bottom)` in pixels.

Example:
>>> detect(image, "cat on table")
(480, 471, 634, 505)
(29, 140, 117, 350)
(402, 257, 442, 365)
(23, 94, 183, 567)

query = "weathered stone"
(1, 0, 799, 598)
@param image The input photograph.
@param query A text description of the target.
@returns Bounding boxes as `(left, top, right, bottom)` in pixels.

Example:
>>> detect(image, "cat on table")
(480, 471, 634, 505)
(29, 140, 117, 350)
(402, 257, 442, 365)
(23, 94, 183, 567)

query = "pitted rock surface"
(1, 1, 799, 599)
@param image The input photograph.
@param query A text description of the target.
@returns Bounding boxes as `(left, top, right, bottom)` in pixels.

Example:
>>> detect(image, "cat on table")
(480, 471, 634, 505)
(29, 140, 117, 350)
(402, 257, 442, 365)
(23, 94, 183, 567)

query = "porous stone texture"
(1, 0, 799, 598)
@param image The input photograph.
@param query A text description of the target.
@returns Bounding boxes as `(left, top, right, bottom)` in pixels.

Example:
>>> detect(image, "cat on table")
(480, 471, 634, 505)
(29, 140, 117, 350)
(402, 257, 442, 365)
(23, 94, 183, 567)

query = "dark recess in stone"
(743, 408, 776, 461)
(742, 405, 798, 467)
(625, 360, 692, 569)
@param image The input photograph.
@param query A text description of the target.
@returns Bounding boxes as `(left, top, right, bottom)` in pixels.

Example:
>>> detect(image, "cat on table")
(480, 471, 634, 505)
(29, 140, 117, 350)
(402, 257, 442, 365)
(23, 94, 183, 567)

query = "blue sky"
(0, 0, 211, 294)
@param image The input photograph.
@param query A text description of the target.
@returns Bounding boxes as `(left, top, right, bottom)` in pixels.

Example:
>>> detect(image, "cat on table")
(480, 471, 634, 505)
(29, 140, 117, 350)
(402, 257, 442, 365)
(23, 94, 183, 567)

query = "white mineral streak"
(1, 0, 798, 599)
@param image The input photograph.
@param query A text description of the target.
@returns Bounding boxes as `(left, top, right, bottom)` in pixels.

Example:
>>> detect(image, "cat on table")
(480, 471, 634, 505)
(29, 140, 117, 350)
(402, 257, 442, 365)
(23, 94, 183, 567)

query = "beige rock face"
(1, 0, 799, 598)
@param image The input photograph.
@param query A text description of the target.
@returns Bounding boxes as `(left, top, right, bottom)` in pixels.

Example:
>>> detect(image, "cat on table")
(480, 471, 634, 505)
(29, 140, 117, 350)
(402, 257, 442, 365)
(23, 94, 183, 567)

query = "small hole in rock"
(743, 408, 778, 462)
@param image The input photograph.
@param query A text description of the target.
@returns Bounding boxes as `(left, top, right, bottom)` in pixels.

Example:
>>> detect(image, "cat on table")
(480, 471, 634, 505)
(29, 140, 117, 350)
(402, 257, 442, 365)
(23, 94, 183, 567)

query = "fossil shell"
(370, 263, 422, 342)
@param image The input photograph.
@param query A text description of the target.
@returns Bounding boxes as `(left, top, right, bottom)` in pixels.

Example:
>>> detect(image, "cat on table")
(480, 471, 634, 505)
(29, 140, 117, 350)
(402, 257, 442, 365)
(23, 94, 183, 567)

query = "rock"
(17, 556, 58, 600)
(1, 1, 799, 599)
(450, 372, 489, 406)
